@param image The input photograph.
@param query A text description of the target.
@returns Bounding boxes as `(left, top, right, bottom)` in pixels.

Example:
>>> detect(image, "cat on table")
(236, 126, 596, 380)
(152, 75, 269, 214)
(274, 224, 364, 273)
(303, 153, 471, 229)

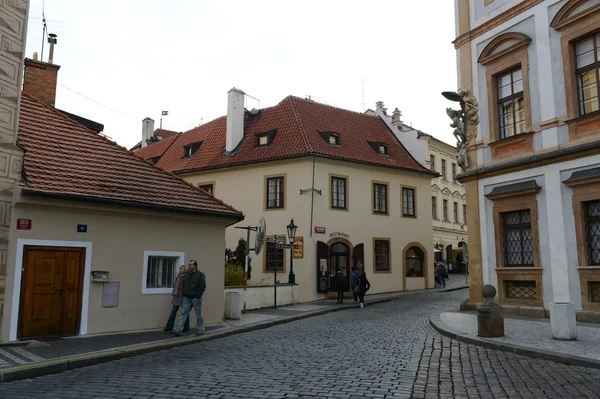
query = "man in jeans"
(171, 260, 206, 336)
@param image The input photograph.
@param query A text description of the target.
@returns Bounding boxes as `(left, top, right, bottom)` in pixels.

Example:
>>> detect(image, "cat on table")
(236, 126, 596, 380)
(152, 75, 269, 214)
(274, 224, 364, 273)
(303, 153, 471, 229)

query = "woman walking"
(164, 265, 190, 332)
(358, 271, 371, 309)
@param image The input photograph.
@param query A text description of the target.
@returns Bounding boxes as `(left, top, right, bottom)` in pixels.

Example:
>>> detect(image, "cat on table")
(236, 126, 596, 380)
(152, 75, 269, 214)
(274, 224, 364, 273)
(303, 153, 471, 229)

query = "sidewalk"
(0, 285, 467, 383)
(431, 310, 600, 370)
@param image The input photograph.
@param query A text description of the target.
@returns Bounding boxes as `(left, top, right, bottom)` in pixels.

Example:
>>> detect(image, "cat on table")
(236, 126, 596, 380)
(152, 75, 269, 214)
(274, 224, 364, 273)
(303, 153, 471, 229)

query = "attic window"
(368, 141, 389, 155)
(183, 141, 202, 158)
(319, 131, 341, 146)
(255, 130, 277, 147)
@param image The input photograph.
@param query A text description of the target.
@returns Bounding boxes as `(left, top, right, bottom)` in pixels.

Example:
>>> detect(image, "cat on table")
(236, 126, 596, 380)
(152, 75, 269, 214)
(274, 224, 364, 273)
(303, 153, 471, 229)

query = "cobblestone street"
(2, 290, 600, 399)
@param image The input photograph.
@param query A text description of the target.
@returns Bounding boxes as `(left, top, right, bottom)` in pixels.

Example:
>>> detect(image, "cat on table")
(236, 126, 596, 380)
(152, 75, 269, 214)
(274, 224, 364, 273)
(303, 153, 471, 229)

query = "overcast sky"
(25, 0, 458, 149)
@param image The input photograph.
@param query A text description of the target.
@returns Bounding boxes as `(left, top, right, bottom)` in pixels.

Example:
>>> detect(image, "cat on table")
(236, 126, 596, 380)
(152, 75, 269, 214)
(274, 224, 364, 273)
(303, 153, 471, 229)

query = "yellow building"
(137, 89, 438, 302)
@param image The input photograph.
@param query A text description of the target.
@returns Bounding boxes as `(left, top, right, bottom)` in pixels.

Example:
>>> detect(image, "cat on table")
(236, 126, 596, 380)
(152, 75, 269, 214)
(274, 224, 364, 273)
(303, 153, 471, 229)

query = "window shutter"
(317, 241, 329, 293)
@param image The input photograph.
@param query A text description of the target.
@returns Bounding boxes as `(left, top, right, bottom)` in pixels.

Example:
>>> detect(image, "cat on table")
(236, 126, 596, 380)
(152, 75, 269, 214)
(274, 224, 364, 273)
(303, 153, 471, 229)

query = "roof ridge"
(282, 95, 380, 118)
(287, 97, 313, 152)
(21, 93, 243, 217)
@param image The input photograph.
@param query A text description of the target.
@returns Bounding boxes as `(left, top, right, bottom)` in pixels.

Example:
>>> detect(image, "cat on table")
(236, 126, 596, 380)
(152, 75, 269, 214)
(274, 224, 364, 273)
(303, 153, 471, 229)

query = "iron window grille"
(266, 177, 284, 209)
(497, 67, 525, 139)
(146, 256, 177, 289)
(403, 188, 415, 217)
(331, 177, 347, 209)
(501, 210, 534, 267)
(584, 200, 600, 265)
(265, 238, 284, 271)
(374, 240, 390, 271)
(373, 183, 388, 213)
(589, 282, 600, 303)
(505, 280, 536, 300)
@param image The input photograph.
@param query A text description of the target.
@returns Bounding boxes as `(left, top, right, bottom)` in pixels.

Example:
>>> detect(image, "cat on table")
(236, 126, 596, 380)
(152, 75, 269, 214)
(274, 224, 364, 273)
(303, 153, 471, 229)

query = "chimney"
(23, 58, 61, 107)
(392, 108, 403, 128)
(47, 33, 58, 64)
(226, 87, 245, 152)
(375, 101, 388, 117)
(141, 118, 155, 148)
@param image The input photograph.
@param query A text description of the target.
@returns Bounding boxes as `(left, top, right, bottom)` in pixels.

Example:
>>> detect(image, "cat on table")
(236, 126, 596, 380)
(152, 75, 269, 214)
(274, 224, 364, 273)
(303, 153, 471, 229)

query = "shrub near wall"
(225, 263, 244, 287)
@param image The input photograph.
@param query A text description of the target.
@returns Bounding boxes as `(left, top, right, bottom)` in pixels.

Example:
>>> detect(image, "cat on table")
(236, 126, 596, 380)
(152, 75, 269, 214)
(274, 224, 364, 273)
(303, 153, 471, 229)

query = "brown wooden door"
(20, 247, 85, 339)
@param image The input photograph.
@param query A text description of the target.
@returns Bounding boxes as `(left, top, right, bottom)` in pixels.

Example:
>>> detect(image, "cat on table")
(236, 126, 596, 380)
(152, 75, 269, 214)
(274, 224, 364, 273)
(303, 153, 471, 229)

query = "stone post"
(476, 284, 504, 337)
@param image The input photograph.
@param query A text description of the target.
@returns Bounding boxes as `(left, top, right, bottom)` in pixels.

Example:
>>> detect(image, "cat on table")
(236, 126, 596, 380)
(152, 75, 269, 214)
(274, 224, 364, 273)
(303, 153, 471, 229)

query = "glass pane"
(513, 78, 523, 94)
(498, 73, 512, 88)
(582, 98, 600, 114)
(515, 98, 525, 122)
(498, 83, 513, 99)
(512, 68, 522, 82)
(576, 37, 595, 68)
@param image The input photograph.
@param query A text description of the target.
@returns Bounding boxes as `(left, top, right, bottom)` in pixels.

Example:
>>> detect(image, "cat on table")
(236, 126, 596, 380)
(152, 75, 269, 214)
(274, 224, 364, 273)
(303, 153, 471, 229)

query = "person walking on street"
(335, 268, 346, 303)
(351, 266, 360, 303)
(164, 265, 190, 332)
(436, 262, 448, 288)
(358, 271, 371, 309)
(171, 260, 206, 336)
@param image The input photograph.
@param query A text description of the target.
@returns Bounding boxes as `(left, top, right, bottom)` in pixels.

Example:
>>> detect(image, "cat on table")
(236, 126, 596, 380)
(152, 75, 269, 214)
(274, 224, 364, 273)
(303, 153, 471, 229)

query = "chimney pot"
(226, 87, 245, 153)
(33, 51, 38, 61)
(47, 33, 58, 64)
(392, 108, 403, 127)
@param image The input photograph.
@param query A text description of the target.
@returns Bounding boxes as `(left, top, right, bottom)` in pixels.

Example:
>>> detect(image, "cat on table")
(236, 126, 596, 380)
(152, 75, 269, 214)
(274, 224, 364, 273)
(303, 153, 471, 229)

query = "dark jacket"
(181, 270, 206, 299)
(358, 273, 370, 295)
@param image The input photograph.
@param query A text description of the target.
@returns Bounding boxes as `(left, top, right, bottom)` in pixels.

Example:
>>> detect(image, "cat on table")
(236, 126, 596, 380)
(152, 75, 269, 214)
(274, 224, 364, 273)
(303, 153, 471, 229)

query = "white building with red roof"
(136, 88, 438, 303)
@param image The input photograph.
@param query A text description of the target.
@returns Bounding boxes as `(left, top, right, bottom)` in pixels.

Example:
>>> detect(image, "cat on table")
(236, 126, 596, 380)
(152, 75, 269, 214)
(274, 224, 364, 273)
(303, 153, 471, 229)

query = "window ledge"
(495, 267, 542, 274)
(402, 214, 417, 219)
(578, 266, 600, 270)
(489, 131, 535, 161)
(374, 270, 392, 274)
(142, 288, 172, 295)
(565, 112, 600, 141)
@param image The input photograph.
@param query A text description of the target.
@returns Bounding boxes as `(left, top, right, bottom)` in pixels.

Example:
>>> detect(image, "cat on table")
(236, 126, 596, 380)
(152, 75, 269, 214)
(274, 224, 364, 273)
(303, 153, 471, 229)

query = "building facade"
(454, 0, 600, 339)
(136, 90, 437, 303)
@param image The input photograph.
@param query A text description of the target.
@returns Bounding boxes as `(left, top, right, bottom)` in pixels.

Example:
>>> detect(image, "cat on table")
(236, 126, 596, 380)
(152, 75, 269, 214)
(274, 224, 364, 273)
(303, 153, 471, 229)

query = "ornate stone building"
(454, 0, 600, 340)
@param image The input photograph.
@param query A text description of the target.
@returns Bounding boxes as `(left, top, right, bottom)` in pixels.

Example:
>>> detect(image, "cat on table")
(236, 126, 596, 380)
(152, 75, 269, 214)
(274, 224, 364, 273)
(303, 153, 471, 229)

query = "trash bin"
(224, 292, 241, 320)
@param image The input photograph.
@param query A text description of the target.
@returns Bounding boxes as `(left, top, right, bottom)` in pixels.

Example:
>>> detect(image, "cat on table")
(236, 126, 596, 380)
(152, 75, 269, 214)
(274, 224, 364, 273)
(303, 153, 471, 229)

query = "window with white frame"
(142, 251, 185, 294)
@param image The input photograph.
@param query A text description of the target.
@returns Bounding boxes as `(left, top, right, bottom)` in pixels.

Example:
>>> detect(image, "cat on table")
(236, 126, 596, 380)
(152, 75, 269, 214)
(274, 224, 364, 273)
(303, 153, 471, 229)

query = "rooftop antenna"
(40, 0, 47, 61)
(245, 93, 260, 109)
(160, 110, 168, 129)
(362, 78, 365, 112)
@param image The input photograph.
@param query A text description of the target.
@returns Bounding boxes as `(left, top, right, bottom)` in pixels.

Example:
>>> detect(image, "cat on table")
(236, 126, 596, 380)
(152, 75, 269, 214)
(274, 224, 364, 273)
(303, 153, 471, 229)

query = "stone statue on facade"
(442, 89, 480, 171)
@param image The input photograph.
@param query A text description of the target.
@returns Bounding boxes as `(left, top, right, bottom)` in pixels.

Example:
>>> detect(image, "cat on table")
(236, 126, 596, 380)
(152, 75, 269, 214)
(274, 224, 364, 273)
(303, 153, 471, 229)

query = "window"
(463, 204, 467, 224)
(331, 176, 347, 209)
(183, 141, 202, 158)
(378, 144, 388, 155)
(373, 183, 388, 214)
(497, 67, 525, 139)
(142, 251, 184, 294)
(266, 176, 285, 209)
(429, 155, 435, 172)
(368, 141, 389, 155)
(199, 184, 214, 195)
(452, 163, 457, 181)
(584, 200, 600, 265)
(443, 199, 448, 221)
(257, 134, 269, 146)
(374, 239, 390, 271)
(432, 196, 437, 219)
(575, 34, 600, 116)
(454, 202, 458, 222)
(441, 160, 446, 180)
(402, 187, 415, 217)
(329, 134, 340, 146)
(184, 146, 193, 157)
(265, 237, 284, 272)
(500, 210, 534, 267)
(405, 246, 424, 277)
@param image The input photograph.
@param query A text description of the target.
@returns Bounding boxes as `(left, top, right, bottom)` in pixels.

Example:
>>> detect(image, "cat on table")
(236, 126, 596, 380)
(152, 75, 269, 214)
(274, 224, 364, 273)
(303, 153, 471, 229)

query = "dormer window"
(255, 129, 277, 147)
(182, 141, 202, 158)
(368, 141, 389, 155)
(319, 131, 341, 146)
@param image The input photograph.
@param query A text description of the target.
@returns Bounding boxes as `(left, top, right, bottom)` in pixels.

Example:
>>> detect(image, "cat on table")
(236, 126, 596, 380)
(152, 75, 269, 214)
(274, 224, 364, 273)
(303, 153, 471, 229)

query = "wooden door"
(20, 247, 85, 339)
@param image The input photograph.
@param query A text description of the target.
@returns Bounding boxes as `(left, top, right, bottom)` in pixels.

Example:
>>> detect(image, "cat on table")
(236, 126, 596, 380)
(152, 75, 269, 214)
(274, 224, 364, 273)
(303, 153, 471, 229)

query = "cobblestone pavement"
(2, 290, 600, 399)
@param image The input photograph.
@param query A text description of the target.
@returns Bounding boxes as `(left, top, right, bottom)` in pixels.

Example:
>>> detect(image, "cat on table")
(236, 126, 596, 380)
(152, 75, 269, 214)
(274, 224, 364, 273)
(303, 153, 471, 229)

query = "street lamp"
(287, 219, 297, 284)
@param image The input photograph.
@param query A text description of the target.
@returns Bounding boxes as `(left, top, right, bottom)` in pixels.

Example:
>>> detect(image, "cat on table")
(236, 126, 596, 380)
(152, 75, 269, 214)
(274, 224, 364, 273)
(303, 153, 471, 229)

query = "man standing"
(351, 266, 360, 303)
(171, 260, 206, 336)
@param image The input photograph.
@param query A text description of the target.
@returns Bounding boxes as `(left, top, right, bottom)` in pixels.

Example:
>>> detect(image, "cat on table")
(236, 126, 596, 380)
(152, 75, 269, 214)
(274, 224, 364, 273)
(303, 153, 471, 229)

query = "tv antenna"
(362, 78, 366, 112)
(40, 0, 47, 61)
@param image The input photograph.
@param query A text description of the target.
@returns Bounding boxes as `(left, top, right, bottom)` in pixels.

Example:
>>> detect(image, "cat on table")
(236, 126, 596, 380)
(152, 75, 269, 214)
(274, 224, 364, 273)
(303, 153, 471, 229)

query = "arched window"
(405, 246, 424, 277)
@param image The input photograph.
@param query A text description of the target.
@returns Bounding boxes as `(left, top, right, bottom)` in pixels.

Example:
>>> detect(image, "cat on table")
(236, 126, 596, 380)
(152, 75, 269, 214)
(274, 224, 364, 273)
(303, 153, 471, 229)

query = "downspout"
(310, 155, 316, 237)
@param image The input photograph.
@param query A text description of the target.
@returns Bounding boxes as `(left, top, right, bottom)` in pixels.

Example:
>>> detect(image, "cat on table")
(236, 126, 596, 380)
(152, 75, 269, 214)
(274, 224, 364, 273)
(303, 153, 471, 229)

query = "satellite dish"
(255, 217, 266, 255)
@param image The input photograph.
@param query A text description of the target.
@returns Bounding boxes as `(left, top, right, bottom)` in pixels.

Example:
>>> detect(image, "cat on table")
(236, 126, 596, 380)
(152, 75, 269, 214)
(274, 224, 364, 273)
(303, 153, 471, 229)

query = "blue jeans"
(177, 297, 204, 332)
(165, 305, 189, 331)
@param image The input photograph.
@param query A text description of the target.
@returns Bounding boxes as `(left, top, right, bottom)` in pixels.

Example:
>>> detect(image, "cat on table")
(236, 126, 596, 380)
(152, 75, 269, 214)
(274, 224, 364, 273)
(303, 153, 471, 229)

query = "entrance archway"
(329, 242, 350, 292)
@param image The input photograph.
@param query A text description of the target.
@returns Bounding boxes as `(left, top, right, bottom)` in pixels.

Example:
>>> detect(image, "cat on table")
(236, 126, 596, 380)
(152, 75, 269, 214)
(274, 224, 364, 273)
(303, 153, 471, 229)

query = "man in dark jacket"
(172, 260, 206, 336)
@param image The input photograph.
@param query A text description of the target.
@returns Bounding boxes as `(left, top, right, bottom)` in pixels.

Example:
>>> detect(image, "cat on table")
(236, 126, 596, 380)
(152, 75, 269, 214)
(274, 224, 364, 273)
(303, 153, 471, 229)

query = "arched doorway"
(329, 242, 350, 292)
(406, 247, 425, 277)
(402, 242, 429, 290)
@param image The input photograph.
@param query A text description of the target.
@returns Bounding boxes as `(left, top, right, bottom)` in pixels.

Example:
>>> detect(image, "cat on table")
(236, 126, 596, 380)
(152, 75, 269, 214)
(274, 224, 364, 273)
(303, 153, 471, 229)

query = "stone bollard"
(476, 284, 504, 337)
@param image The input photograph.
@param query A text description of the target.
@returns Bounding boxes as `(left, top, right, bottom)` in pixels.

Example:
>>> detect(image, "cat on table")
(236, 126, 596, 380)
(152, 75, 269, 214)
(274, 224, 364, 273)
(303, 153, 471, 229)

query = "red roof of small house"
(130, 129, 181, 151)
(17, 93, 244, 220)
(137, 96, 434, 175)
(134, 133, 181, 162)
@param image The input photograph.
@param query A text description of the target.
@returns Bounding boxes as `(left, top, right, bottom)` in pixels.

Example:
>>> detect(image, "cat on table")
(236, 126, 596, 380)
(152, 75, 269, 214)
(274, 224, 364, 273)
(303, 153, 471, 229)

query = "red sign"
(314, 227, 326, 234)
(17, 219, 32, 230)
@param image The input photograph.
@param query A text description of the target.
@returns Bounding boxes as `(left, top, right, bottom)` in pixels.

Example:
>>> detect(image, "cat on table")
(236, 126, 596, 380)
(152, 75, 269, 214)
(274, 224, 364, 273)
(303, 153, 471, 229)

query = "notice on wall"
(320, 259, 327, 275)
(293, 236, 304, 259)
(102, 282, 120, 308)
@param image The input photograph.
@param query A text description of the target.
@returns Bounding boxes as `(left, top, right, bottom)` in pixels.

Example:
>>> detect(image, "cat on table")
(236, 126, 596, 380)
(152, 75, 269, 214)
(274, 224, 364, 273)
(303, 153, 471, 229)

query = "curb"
(429, 314, 600, 371)
(0, 292, 410, 383)
(437, 285, 469, 293)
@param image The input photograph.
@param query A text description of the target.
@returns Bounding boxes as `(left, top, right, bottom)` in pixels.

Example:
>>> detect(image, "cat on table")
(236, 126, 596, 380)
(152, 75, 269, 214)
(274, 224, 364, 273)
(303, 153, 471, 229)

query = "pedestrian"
(357, 271, 370, 309)
(164, 265, 190, 332)
(171, 259, 206, 336)
(351, 266, 360, 303)
(436, 262, 447, 288)
(335, 268, 346, 303)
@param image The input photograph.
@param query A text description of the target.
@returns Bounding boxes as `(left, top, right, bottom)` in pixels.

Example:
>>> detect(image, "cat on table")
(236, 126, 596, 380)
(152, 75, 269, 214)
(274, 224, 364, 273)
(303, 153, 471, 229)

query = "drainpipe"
(309, 156, 316, 237)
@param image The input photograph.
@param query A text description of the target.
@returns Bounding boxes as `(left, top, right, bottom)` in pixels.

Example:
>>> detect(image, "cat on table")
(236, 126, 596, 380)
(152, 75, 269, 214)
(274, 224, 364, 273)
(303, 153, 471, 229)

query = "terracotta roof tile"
(18, 93, 243, 220)
(140, 96, 433, 175)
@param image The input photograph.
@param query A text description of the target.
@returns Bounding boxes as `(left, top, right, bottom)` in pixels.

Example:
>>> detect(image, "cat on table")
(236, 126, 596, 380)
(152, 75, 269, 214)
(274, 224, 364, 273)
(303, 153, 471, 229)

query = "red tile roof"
(134, 133, 180, 161)
(138, 96, 433, 175)
(17, 93, 243, 220)
(130, 129, 181, 151)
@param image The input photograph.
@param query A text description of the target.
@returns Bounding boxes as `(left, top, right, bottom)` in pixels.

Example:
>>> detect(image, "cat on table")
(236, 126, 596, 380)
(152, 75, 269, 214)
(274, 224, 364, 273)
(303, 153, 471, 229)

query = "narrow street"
(1, 290, 599, 399)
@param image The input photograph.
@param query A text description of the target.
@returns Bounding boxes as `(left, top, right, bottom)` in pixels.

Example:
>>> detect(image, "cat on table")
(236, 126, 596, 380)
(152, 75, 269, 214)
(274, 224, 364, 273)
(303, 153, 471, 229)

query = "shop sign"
(293, 237, 304, 259)
(314, 227, 326, 234)
(329, 232, 350, 239)
(17, 219, 31, 230)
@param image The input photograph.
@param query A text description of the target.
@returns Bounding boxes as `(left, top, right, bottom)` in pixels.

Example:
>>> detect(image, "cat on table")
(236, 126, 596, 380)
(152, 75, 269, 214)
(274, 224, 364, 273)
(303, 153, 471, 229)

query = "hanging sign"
(293, 237, 304, 259)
